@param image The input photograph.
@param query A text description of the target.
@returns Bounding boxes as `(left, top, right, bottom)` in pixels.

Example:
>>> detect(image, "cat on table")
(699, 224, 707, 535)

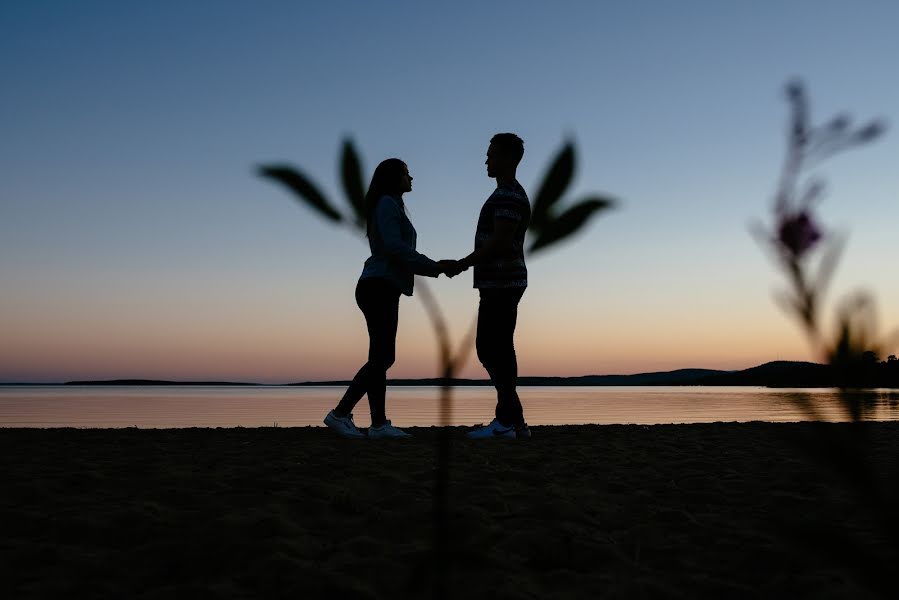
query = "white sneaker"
(323, 410, 365, 439)
(368, 420, 412, 439)
(466, 418, 516, 439)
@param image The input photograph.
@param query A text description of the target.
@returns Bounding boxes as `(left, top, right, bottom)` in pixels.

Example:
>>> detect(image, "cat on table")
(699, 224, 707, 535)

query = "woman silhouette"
(324, 158, 457, 438)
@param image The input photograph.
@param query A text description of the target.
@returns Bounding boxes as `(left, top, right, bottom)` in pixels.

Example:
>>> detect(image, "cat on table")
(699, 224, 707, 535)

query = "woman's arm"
(375, 197, 444, 277)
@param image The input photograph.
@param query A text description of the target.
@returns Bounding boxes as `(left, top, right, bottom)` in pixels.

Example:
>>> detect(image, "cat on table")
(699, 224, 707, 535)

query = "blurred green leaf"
(528, 196, 613, 253)
(340, 139, 366, 229)
(786, 79, 809, 148)
(258, 165, 344, 223)
(530, 141, 575, 232)
(812, 234, 845, 300)
(774, 290, 804, 322)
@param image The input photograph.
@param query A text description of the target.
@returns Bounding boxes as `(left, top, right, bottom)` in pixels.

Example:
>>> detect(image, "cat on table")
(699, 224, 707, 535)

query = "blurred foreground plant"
(755, 81, 889, 368)
(755, 79, 897, 595)
(258, 138, 615, 598)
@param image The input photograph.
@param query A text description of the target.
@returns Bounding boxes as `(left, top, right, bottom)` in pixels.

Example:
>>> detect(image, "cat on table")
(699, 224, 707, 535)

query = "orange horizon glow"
(1, 304, 819, 383)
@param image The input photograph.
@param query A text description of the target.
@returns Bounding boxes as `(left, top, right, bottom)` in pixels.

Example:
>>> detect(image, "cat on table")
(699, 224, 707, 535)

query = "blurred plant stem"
(757, 79, 895, 596)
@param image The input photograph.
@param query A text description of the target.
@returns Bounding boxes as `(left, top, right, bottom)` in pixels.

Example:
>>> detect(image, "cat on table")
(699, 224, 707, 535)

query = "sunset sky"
(2, 1, 898, 383)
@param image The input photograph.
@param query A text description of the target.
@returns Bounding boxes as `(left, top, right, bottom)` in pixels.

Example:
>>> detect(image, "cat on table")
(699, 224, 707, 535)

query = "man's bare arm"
(459, 217, 518, 269)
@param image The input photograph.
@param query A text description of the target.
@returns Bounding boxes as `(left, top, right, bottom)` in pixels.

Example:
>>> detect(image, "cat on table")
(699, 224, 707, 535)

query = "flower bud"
(777, 210, 823, 258)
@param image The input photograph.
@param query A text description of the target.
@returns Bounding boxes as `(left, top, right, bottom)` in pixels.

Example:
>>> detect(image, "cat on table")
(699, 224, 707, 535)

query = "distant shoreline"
(4, 360, 894, 388)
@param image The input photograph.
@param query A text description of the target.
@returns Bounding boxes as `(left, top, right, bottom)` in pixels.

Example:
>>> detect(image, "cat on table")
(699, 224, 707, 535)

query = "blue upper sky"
(2, 1, 897, 382)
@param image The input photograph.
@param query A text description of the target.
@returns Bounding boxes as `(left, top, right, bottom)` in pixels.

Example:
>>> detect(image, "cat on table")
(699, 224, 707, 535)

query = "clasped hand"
(438, 259, 467, 278)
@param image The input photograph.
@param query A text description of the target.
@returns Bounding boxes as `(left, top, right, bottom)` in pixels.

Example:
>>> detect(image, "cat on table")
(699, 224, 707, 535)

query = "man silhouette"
(456, 133, 531, 439)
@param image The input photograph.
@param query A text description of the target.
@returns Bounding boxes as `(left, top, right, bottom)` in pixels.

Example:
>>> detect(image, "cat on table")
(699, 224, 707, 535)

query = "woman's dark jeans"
(335, 278, 400, 426)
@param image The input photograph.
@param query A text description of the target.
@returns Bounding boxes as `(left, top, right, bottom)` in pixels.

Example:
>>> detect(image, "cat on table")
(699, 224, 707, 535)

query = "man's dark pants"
(476, 286, 526, 428)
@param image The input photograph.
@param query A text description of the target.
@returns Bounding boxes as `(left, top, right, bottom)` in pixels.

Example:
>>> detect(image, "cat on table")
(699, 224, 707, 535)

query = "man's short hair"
(490, 133, 524, 165)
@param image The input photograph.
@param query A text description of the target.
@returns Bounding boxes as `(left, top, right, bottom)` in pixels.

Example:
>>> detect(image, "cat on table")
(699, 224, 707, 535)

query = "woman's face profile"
(399, 165, 413, 194)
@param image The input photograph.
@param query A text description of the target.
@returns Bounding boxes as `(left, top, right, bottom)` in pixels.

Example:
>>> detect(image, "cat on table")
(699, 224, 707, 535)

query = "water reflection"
(1, 386, 899, 428)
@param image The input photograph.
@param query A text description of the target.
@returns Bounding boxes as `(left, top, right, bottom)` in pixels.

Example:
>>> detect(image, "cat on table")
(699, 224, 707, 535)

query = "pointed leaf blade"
(812, 233, 845, 298)
(258, 165, 344, 223)
(530, 141, 575, 232)
(340, 139, 366, 229)
(528, 196, 613, 254)
(786, 79, 809, 148)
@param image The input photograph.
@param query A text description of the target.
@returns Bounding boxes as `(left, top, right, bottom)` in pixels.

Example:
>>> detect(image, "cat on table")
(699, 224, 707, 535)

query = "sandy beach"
(2, 422, 898, 599)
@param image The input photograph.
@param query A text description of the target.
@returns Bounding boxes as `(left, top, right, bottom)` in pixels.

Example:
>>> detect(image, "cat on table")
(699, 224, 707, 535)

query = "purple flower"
(777, 210, 822, 258)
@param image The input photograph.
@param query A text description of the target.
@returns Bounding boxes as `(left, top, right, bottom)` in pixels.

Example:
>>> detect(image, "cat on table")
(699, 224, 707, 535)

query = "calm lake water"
(2, 386, 899, 428)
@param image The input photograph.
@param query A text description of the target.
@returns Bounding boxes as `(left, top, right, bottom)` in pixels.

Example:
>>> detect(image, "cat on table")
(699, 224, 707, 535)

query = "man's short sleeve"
(492, 189, 526, 222)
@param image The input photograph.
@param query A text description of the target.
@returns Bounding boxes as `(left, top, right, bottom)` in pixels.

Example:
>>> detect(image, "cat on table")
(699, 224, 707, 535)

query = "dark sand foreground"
(2, 423, 899, 599)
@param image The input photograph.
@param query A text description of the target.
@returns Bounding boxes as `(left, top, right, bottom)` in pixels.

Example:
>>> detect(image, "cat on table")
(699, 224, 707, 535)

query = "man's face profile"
(486, 143, 502, 178)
